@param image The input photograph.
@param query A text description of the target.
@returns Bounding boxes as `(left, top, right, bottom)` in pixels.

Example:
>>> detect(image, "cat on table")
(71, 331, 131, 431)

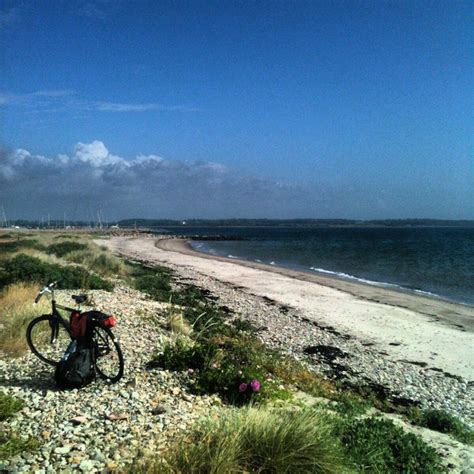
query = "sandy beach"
(102, 235, 474, 383)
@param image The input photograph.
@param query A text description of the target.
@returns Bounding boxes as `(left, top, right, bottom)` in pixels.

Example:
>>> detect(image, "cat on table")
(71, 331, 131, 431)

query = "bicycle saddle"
(72, 294, 88, 304)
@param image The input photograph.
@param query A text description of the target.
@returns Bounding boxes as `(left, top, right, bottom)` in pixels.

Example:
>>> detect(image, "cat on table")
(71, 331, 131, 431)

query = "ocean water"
(159, 226, 474, 306)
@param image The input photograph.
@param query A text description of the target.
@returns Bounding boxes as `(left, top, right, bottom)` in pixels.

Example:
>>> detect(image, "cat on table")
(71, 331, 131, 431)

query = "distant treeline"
(2, 218, 473, 229)
(117, 218, 474, 228)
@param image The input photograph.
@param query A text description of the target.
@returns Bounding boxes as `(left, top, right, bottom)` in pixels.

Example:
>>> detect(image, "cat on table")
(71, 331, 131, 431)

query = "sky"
(0, 0, 473, 221)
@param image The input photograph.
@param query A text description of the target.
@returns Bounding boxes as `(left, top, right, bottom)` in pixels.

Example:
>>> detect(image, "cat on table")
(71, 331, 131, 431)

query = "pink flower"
(250, 379, 260, 392)
(211, 363, 219, 369)
(187, 368, 194, 374)
(238, 383, 248, 393)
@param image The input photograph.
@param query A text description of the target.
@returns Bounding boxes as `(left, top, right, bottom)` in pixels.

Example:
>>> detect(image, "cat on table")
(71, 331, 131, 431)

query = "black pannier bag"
(55, 339, 95, 389)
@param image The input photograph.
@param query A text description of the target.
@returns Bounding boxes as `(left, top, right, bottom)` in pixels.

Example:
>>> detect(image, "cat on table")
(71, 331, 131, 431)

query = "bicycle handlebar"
(34, 282, 58, 303)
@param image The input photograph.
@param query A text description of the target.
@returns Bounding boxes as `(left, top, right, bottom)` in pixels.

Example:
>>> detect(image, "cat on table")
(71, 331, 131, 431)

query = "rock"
(151, 405, 168, 415)
(106, 412, 128, 421)
(79, 459, 95, 472)
(71, 416, 88, 425)
(54, 446, 72, 455)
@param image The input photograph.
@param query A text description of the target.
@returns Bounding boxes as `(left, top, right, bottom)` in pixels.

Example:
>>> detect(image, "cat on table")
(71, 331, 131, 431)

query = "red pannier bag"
(70, 311, 89, 338)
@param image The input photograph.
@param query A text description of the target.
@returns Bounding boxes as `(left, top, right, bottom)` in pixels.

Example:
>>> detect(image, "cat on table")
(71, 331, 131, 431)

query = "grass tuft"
(135, 406, 347, 474)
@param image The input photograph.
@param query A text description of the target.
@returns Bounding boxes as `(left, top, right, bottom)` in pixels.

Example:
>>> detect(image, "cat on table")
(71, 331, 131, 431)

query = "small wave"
(413, 289, 439, 298)
(309, 266, 442, 299)
(255, 259, 262, 263)
(227, 254, 239, 259)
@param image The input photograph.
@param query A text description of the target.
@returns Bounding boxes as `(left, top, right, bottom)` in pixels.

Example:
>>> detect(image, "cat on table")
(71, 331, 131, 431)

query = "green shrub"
(136, 406, 346, 474)
(154, 335, 275, 404)
(0, 431, 40, 460)
(407, 408, 473, 445)
(129, 263, 173, 301)
(47, 241, 88, 257)
(338, 417, 445, 473)
(0, 254, 112, 290)
(171, 284, 209, 307)
(0, 393, 24, 421)
(0, 239, 45, 254)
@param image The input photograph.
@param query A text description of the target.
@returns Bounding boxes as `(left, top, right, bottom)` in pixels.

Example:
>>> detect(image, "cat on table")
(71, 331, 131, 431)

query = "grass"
(0, 393, 40, 460)
(337, 416, 446, 473)
(0, 283, 50, 357)
(134, 406, 348, 474)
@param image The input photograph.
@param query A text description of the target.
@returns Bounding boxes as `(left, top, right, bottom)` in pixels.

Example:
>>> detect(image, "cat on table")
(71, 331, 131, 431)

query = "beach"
(101, 234, 474, 424)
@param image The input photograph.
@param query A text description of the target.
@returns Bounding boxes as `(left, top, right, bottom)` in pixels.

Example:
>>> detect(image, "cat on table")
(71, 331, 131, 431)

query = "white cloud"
(0, 141, 308, 219)
(0, 90, 198, 114)
(74, 141, 124, 167)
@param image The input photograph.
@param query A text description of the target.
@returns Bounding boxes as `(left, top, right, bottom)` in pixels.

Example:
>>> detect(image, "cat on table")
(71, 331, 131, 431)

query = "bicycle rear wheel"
(26, 315, 72, 366)
(93, 326, 124, 383)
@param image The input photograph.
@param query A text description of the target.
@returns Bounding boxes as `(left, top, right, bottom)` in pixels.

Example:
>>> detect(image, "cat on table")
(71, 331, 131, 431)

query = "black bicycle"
(26, 282, 124, 383)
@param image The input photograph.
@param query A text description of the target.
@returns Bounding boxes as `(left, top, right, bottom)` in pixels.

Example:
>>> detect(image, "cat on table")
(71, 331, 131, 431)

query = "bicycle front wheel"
(94, 326, 124, 383)
(26, 315, 72, 366)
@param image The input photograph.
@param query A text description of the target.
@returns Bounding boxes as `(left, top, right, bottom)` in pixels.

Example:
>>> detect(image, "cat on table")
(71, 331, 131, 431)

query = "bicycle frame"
(45, 287, 81, 343)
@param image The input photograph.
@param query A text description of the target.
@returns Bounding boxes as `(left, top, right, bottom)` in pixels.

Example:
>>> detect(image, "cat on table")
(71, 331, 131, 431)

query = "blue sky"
(0, 0, 473, 220)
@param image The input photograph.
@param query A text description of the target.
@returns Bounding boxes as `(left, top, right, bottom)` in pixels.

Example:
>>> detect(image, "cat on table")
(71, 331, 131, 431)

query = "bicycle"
(26, 282, 124, 383)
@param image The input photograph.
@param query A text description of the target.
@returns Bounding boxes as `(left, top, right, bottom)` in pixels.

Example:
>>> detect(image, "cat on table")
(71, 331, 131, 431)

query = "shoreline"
(157, 236, 474, 333)
(102, 235, 474, 383)
(100, 235, 474, 427)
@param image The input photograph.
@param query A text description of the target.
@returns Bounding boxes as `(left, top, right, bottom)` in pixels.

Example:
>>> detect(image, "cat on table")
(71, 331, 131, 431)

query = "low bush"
(0, 393, 39, 460)
(407, 408, 473, 445)
(171, 284, 209, 307)
(0, 254, 113, 291)
(338, 417, 445, 473)
(0, 431, 40, 460)
(0, 393, 24, 421)
(154, 335, 283, 404)
(135, 406, 347, 474)
(130, 263, 173, 301)
(47, 241, 88, 257)
(0, 239, 45, 255)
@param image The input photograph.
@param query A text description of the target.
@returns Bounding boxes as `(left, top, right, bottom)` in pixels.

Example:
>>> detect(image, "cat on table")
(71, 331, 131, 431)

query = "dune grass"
(134, 406, 348, 474)
(0, 283, 50, 357)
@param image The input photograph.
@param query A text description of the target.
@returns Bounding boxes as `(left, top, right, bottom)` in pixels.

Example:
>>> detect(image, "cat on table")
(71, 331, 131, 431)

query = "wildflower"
(187, 368, 194, 374)
(238, 382, 248, 393)
(211, 363, 219, 369)
(250, 379, 260, 392)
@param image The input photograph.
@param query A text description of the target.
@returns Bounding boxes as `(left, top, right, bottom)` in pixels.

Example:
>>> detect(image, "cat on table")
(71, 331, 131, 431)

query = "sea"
(156, 226, 474, 306)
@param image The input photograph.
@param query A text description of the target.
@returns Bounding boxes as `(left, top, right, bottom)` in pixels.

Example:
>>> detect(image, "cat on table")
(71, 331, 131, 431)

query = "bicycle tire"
(93, 326, 124, 383)
(26, 314, 72, 366)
